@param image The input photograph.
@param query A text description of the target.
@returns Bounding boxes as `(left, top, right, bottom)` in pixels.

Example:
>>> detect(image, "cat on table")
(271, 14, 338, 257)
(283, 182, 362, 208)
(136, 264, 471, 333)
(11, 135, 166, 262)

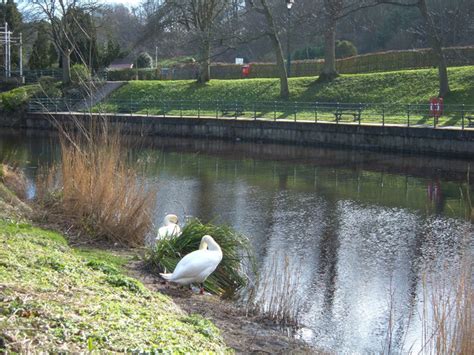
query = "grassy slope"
(108, 66, 474, 105)
(0, 182, 227, 352)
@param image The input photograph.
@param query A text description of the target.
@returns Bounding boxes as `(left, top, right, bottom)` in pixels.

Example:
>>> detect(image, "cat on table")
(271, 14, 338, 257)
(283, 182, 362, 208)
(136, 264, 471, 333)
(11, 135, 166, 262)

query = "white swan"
(160, 235, 223, 294)
(156, 214, 182, 240)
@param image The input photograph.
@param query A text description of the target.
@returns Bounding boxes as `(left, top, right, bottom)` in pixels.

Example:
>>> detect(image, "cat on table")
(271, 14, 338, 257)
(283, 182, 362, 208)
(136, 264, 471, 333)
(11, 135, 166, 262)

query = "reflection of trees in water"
(317, 197, 340, 313)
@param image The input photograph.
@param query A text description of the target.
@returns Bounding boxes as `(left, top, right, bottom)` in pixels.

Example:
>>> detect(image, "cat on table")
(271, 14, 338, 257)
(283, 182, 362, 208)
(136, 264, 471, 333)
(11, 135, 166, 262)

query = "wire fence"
(28, 98, 474, 130)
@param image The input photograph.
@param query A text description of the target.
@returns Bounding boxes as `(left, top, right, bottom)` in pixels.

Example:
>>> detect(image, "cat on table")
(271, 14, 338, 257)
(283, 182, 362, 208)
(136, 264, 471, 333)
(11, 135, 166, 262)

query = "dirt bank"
(127, 261, 317, 354)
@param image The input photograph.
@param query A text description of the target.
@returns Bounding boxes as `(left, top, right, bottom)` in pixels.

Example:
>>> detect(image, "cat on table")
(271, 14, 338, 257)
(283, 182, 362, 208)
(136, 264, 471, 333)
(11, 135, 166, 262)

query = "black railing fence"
(28, 98, 474, 130)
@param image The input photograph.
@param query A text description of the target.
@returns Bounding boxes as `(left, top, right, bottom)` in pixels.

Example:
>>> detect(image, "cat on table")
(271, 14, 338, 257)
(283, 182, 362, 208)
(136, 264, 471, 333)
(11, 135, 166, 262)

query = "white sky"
(103, 0, 142, 7)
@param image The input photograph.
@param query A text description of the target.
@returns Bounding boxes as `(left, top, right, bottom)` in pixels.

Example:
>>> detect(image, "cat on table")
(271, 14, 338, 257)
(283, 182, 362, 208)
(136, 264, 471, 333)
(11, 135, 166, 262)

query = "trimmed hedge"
(107, 46, 474, 81)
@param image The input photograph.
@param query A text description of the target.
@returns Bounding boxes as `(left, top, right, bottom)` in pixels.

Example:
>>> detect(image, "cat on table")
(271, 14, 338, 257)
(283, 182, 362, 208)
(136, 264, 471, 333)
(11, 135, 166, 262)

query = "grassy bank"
(0, 175, 227, 352)
(107, 66, 474, 105)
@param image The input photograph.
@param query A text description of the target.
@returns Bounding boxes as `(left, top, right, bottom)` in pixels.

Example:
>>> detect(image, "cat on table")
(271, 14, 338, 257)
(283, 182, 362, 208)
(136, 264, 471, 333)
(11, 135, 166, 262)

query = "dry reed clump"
(245, 255, 303, 326)
(36, 129, 156, 247)
(419, 258, 473, 354)
(0, 164, 27, 199)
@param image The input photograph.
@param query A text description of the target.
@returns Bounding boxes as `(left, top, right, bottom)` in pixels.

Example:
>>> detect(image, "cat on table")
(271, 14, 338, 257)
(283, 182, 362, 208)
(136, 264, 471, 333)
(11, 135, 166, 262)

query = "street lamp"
(286, 0, 294, 78)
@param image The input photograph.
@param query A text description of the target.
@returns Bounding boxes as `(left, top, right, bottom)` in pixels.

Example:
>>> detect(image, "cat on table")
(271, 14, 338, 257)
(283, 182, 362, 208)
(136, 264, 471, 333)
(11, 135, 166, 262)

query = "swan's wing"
(157, 225, 179, 240)
(171, 250, 220, 281)
(157, 226, 168, 240)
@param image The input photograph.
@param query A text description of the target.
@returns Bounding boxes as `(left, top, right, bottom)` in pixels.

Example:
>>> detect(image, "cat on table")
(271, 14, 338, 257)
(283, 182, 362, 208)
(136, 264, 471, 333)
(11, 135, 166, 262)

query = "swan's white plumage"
(160, 235, 223, 285)
(156, 214, 181, 240)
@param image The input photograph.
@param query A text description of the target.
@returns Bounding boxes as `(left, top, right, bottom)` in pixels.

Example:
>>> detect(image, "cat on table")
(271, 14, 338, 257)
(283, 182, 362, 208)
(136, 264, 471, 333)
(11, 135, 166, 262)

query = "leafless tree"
(247, 0, 289, 99)
(375, 0, 450, 97)
(164, 0, 231, 83)
(31, 0, 98, 84)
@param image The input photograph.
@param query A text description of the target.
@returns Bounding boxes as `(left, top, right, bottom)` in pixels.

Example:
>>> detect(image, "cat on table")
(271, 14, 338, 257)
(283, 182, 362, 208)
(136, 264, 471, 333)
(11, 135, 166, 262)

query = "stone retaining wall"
(24, 113, 474, 157)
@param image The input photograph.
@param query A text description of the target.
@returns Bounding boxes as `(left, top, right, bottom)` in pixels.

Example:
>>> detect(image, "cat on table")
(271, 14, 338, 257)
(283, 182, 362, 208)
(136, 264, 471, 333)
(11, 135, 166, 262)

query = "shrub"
(148, 219, 254, 298)
(38, 76, 61, 98)
(70, 64, 92, 90)
(136, 52, 153, 69)
(336, 40, 358, 59)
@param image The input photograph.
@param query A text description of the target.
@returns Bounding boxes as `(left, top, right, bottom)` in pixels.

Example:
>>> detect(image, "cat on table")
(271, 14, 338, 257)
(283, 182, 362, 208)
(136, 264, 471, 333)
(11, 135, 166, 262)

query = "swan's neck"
(199, 241, 208, 250)
(199, 238, 222, 254)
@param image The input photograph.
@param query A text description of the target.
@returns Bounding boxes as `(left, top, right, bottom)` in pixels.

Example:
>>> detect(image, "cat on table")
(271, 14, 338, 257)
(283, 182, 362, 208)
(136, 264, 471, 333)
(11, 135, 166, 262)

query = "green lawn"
(107, 66, 474, 105)
(97, 66, 474, 127)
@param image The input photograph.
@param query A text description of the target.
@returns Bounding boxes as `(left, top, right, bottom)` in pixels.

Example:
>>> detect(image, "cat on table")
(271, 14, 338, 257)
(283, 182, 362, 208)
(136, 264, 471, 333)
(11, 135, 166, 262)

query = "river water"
(0, 129, 472, 353)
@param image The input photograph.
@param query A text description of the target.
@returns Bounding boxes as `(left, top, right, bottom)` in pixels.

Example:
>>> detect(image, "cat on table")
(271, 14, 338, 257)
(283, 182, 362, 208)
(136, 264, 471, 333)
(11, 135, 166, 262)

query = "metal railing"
(28, 98, 474, 130)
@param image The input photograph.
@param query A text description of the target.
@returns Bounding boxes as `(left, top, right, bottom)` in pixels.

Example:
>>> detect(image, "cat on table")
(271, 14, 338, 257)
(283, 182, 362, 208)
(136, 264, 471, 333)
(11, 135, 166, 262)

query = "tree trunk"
(418, 0, 450, 97)
(62, 48, 71, 84)
(270, 33, 290, 99)
(197, 36, 211, 83)
(319, 3, 338, 82)
(260, 0, 289, 99)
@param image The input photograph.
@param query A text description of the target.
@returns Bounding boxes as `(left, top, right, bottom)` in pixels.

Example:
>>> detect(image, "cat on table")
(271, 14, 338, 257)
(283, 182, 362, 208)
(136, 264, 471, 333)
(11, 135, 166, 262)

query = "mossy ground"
(0, 175, 228, 353)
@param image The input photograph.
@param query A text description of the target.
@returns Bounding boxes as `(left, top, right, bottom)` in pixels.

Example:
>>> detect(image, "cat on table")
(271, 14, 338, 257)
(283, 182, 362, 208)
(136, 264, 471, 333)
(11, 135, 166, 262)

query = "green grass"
(96, 66, 474, 127)
(106, 66, 474, 105)
(0, 183, 228, 352)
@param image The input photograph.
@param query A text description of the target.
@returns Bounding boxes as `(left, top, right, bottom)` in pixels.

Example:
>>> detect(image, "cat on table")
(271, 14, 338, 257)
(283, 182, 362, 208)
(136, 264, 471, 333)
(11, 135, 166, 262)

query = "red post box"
(242, 64, 250, 78)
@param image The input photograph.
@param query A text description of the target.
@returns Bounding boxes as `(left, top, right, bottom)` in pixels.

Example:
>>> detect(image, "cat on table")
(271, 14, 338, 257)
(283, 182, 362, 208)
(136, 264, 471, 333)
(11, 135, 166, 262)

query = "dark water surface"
(1, 129, 472, 353)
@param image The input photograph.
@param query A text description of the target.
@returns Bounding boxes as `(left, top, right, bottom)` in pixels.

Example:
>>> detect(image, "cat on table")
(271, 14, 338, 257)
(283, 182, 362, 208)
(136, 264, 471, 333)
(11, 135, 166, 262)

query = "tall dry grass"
(245, 255, 303, 326)
(37, 125, 156, 247)
(418, 259, 473, 354)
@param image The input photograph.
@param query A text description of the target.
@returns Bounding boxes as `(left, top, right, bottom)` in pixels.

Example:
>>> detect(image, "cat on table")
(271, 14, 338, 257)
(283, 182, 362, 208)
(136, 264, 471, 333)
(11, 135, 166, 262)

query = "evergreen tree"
(0, 0, 22, 31)
(0, 0, 23, 69)
(29, 23, 53, 69)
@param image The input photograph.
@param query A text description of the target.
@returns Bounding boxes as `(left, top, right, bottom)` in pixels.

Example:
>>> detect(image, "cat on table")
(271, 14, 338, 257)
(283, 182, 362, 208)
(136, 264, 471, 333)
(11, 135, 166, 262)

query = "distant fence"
(107, 46, 474, 81)
(28, 97, 474, 130)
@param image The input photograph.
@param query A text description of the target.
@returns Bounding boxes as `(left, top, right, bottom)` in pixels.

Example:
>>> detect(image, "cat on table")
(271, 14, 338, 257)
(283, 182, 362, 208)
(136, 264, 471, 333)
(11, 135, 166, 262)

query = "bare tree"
(317, 0, 387, 81)
(247, 0, 289, 99)
(31, 0, 97, 84)
(164, 0, 231, 83)
(375, 0, 450, 97)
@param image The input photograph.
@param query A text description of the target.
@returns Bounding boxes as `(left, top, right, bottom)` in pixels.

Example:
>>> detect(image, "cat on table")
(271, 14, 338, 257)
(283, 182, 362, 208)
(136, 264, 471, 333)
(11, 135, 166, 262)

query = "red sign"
(429, 97, 444, 118)
(242, 65, 250, 78)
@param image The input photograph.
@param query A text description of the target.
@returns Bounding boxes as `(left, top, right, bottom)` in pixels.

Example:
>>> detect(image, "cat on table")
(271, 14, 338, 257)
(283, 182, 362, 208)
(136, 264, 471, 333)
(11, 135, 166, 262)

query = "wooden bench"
(221, 103, 244, 117)
(466, 116, 474, 127)
(333, 104, 364, 122)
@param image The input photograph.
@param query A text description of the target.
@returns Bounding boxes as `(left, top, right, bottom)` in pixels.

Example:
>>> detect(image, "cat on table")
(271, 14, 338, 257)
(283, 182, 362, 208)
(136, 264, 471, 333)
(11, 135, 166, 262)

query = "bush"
(336, 40, 358, 59)
(136, 52, 153, 69)
(38, 76, 61, 98)
(70, 64, 91, 86)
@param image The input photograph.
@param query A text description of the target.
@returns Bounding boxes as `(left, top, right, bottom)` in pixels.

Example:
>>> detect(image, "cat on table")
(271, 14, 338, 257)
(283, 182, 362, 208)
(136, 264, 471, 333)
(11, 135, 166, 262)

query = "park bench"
(466, 116, 474, 127)
(220, 102, 244, 117)
(333, 104, 365, 122)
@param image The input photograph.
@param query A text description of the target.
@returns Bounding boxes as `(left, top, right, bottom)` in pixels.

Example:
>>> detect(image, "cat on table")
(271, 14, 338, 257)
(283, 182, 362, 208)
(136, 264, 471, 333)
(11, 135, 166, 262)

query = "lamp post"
(286, 0, 294, 78)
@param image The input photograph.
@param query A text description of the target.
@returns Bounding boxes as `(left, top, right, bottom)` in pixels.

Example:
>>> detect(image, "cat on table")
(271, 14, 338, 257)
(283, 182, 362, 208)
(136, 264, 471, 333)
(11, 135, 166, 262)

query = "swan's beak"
(199, 241, 208, 250)
(168, 215, 178, 224)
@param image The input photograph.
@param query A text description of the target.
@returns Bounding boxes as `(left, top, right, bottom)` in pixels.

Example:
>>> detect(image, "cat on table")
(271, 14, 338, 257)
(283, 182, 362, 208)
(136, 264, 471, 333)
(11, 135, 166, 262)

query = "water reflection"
(0, 129, 472, 353)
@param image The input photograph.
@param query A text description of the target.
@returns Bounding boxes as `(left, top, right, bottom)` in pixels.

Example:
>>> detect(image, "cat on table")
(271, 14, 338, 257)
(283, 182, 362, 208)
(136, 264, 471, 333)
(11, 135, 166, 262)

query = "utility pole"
(4, 22, 8, 78)
(1, 22, 24, 81)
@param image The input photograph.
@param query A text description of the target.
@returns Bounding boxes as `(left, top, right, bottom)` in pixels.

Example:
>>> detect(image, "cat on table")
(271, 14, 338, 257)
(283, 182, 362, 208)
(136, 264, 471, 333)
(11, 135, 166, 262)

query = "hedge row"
(106, 46, 474, 81)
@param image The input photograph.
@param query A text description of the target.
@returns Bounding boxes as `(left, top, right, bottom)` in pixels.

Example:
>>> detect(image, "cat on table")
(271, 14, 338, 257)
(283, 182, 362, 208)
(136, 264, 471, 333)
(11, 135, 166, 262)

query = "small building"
(108, 58, 134, 71)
